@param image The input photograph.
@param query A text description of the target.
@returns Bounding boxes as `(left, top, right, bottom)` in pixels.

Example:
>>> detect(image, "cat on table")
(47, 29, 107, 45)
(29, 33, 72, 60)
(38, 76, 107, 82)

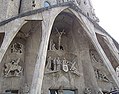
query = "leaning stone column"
(29, 7, 68, 94)
(29, 21, 51, 94)
(72, 27, 99, 94)
(77, 14, 119, 87)
(103, 36, 119, 64)
(79, 15, 119, 87)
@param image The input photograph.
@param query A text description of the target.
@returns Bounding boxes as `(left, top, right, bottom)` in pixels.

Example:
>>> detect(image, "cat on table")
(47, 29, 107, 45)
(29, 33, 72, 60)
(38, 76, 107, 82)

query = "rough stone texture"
(0, 0, 119, 94)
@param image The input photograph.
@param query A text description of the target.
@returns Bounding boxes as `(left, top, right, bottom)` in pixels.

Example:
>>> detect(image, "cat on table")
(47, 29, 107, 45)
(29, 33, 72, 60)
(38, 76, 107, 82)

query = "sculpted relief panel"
(11, 42, 23, 54)
(90, 49, 110, 82)
(4, 58, 23, 77)
(45, 56, 80, 77)
(0, 41, 25, 93)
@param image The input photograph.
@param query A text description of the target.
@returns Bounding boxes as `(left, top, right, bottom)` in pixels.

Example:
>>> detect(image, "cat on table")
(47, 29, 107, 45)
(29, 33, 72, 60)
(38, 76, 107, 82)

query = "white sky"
(91, 0, 119, 43)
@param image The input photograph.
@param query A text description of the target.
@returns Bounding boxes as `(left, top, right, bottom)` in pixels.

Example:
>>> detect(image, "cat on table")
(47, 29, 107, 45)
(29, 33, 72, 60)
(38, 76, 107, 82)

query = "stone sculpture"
(23, 83, 30, 94)
(95, 69, 110, 82)
(45, 56, 80, 76)
(11, 42, 23, 54)
(62, 58, 69, 72)
(84, 87, 92, 94)
(4, 58, 23, 77)
(55, 28, 65, 50)
(116, 66, 119, 77)
(49, 39, 57, 50)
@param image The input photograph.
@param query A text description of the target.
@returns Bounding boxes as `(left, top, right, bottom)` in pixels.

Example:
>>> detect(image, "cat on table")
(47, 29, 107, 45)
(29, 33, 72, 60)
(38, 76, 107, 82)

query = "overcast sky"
(91, 0, 119, 43)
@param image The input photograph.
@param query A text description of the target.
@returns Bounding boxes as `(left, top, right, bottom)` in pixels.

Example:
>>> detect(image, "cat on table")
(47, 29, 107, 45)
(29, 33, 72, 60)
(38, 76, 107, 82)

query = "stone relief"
(94, 68, 110, 82)
(84, 87, 91, 94)
(11, 42, 23, 54)
(4, 58, 23, 77)
(45, 56, 80, 76)
(49, 39, 57, 51)
(90, 50, 111, 82)
(116, 66, 119, 77)
(90, 50, 103, 64)
(22, 83, 30, 94)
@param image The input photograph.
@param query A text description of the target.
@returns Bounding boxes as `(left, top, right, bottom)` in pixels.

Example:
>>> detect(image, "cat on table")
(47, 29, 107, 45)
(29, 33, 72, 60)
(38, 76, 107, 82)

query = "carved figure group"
(11, 42, 23, 54)
(4, 58, 23, 77)
(49, 28, 65, 51)
(46, 57, 80, 76)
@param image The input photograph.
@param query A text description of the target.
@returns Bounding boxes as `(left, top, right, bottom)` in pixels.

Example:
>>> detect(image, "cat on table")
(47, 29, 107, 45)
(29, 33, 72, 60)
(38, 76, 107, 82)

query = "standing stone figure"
(49, 39, 56, 50)
(46, 57, 52, 71)
(62, 58, 69, 72)
(55, 28, 65, 50)
(56, 57, 61, 71)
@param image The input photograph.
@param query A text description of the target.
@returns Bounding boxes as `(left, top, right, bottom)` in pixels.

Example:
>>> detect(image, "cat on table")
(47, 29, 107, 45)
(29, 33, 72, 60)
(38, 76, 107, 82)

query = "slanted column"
(103, 36, 119, 64)
(93, 36, 119, 87)
(30, 13, 53, 94)
(88, 33, 119, 87)
(29, 7, 67, 94)
(79, 15, 119, 87)
(0, 20, 25, 64)
(72, 25, 99, 93)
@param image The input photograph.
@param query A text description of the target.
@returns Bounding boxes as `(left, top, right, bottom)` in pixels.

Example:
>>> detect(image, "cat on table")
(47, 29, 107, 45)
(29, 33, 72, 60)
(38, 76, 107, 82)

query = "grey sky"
(91, 0, 119, 43)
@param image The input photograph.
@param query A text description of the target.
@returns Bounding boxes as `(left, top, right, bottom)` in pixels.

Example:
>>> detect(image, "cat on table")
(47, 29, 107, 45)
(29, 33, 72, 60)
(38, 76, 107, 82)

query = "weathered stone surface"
(0, 0, 119, 94)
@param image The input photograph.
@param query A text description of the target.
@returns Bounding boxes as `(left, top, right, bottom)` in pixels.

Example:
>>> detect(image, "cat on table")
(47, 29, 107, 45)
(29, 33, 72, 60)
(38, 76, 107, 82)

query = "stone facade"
(0, 0, 119, 94)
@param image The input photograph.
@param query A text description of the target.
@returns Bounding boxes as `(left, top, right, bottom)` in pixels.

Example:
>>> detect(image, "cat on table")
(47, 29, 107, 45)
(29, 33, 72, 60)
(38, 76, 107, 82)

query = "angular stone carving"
(90, 50, 103, 64)
(94, 68, 110, 82)
(84, 87, 91, 94)
(11, 42, 23, 54)
(4, 58, 23, 77)
(45, 56, 80, 76)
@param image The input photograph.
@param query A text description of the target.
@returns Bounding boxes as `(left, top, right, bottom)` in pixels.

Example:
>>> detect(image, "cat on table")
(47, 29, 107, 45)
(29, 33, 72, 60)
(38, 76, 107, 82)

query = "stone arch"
(29, 7, 119, 94)
(0, 20, 26, 63)
(41, 8, 101, 94)
(96, 33, 119, 70)
(67, 9, 119, 87)
(0, 20, 27, 63)
(39, 8, 119, 94)
(0, 20, 42, 93)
